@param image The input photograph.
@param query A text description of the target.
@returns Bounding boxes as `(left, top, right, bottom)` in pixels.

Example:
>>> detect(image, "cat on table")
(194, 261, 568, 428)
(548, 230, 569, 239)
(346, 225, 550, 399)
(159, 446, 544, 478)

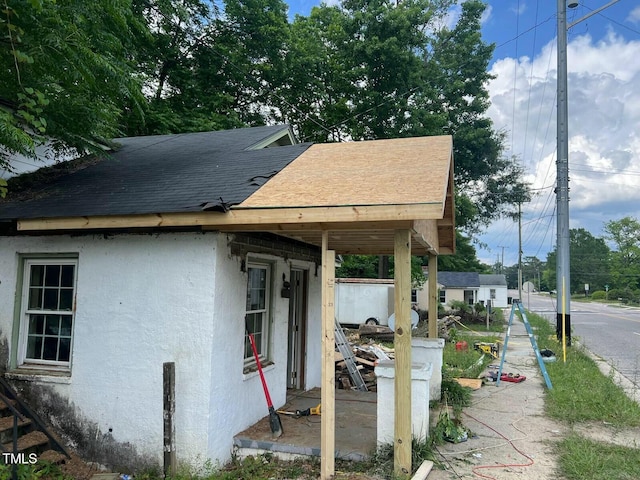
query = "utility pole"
(556, 0, 618, 346)
(518, 203, 523, 303)
(497, 246, 507, 274)
(556, 0, 571, 345)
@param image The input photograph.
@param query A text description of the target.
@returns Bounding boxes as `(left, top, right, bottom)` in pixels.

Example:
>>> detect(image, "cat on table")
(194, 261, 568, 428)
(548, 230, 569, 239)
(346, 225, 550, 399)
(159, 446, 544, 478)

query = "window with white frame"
(20, 259, 77, 369)
(490, 289, 496, 300)
(244, 262, 271, 366)
(439, 289, 446, 304)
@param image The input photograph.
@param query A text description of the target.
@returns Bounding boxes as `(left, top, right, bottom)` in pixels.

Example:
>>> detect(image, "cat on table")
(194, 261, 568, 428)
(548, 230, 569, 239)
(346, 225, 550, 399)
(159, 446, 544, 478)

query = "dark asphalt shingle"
(479, 274, 507, 286)
(0, 126, 312, 220)
(437, 271, 480, 288)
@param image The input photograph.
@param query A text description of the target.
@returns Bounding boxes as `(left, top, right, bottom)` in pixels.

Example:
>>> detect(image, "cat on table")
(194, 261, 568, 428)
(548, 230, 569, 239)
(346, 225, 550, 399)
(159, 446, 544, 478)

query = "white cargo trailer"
(335, 278, 395, 326)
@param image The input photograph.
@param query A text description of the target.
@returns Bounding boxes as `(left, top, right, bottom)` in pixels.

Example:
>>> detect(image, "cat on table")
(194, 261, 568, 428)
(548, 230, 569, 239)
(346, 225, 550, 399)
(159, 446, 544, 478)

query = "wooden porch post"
(321, 231, 336, 480)
(428, 253, 438, 338)
(394, 229, 412, 476)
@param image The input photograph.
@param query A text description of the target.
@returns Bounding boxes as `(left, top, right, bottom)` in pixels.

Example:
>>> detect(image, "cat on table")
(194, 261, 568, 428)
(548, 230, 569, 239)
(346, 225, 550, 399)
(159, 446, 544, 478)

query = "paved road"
(517, 291, 640, 388)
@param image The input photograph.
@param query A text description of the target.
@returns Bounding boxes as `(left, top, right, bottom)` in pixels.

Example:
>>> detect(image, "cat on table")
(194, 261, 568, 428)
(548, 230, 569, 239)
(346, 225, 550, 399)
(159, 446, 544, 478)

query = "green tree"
(604, 217, 640, 290)
(435, 232, 490, 273)
(123, 0, 244, 135)
(277, 0, 529, 232)
(0, 0, 145, 174)
(522, 256, 546, 291)
(545, 228, 611, 293)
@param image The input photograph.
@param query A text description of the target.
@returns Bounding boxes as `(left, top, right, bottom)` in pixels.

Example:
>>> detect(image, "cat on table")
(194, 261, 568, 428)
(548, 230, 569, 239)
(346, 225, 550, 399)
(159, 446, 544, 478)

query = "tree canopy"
(1, 0, 530, 259)
(604, 217, 640, 291)
(0, 0, 145, 172)
(544, 228, 611, 294)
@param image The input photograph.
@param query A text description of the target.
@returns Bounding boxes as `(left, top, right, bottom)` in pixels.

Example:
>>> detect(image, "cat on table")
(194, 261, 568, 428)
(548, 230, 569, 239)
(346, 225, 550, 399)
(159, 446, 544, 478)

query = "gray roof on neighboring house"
(437, 271, 480, 288)
(479, 274, 507, 286)
(0, 125, 311, 221)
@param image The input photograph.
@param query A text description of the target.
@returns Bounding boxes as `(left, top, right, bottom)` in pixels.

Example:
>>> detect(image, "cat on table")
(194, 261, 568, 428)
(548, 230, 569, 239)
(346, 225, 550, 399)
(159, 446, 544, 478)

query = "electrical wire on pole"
(556, 0, 572, 346)
(556, 0, 619, 346)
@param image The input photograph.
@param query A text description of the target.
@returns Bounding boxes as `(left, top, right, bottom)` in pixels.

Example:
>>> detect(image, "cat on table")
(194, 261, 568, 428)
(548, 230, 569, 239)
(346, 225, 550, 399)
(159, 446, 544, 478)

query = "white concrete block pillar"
(375, 360, 432, 446)
(411, 338, 444, 401)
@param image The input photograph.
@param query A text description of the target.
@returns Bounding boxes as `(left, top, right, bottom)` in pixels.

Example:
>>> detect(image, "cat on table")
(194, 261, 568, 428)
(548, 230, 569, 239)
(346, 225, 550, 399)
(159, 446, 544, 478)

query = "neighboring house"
(0, 125, 455, 471)
(478, 274, 508, 308)
(417, 271, 508, 310)
(436, 272, 479, 307)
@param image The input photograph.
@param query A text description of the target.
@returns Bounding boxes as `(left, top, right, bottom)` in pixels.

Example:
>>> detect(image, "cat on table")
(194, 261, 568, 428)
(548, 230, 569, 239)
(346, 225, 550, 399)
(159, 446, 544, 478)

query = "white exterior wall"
(444, 288, 465, 306)
(477, 285, 508, 308)
(206, 249, 322, 465)
(0, 233, 217, 461)
(0, 232, 322, 467)
(335, 280, 394, 325)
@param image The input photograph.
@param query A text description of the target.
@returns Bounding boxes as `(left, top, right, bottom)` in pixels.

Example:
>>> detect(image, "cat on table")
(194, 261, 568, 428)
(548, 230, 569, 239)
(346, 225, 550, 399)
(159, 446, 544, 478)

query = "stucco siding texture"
(205, 247, 323, 463)
(0, 233, 219, 462)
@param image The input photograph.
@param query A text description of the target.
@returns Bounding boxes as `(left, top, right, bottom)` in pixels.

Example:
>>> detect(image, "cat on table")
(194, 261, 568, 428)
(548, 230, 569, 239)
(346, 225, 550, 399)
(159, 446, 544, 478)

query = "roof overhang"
(15, 135, 456, 256)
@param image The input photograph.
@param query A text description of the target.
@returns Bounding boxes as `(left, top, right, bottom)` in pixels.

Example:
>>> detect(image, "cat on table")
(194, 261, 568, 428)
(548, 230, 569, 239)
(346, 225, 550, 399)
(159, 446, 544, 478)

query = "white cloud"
(511, 1, 526, 16)
(480, 32, 640, 264)
(480, 3, 492, 26)
(627, 6, 640, 24)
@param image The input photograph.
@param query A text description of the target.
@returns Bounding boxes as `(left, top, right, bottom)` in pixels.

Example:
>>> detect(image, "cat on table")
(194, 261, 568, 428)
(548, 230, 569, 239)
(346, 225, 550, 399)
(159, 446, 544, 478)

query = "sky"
(285, 0, 640, 268)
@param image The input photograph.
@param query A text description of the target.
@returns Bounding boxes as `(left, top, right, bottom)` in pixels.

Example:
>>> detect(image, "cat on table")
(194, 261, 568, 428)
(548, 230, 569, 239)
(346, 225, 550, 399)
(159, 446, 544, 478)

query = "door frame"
(287, 268, 308, 390)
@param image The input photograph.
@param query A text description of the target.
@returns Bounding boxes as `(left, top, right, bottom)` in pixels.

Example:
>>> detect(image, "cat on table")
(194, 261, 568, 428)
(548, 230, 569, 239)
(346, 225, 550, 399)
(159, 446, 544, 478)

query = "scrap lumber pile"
(335, 333, 394, 391)
(358, 316, 460, 342)
(438, 315, 460, 340)
(334, 315, 461, 390)
(357, 324, 395, 342)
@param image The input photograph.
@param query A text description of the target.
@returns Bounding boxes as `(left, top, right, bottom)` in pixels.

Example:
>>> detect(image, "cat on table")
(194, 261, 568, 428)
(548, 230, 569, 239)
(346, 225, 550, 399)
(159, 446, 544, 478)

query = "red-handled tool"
(246, 319, 283, 438)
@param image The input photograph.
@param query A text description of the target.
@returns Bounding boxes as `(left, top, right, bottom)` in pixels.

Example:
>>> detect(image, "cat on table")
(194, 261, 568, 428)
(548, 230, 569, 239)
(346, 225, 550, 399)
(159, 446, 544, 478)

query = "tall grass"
(556, 434, 640, 480)
(526, 310, 640, 479)
(526, 311, 640, 426)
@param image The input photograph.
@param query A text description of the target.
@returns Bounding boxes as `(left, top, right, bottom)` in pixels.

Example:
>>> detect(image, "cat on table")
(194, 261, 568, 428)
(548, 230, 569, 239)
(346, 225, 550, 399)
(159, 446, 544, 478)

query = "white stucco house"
(0, 125, 456, 472)
(417, 271, 508, 310)
(477, 274, 508, 308)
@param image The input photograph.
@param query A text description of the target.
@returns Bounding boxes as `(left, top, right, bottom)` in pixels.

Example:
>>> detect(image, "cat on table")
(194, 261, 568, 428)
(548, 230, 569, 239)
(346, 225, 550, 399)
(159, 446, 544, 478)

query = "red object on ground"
(500, 373, 526, 383)
(455, 341, 468, 351)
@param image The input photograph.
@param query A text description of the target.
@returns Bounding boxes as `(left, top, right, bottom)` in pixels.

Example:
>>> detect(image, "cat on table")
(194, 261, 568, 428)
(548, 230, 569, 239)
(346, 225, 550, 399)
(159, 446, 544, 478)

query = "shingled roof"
(0, 125, 309, 220)
(437, 271, 480, 288)
(2, 126, 456, 256)
(479, 274, 507, 286)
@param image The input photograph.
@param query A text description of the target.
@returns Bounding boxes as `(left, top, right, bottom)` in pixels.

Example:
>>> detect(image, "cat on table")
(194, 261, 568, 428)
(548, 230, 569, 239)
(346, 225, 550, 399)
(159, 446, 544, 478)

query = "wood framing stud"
(394, 229, 412, 476)
(321, 231, 336, 480)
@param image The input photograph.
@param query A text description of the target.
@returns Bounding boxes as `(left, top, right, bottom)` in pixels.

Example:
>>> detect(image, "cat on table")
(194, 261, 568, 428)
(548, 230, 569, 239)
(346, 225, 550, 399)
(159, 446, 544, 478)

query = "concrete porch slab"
(233, 388, 377, 461)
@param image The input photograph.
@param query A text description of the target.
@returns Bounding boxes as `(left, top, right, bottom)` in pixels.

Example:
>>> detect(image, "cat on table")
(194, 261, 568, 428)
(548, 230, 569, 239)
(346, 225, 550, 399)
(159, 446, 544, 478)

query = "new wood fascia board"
(17, 203, 442, 232)
(412, 219, 440, 254)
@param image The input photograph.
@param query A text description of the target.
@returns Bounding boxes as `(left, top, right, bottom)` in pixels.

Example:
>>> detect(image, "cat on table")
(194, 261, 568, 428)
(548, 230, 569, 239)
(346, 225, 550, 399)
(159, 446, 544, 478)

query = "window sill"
(243, 361, 275, 380)
(7, 367, 71, 385)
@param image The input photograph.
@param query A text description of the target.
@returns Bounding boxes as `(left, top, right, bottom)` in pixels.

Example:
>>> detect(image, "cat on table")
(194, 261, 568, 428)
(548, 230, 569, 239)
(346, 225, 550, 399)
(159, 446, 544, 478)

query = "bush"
(591, 290, 606, 300)
(612, 288, 640, 304)
(607, 288, 620, 300)
(449, 300, 471, 314)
